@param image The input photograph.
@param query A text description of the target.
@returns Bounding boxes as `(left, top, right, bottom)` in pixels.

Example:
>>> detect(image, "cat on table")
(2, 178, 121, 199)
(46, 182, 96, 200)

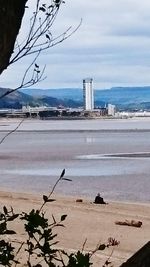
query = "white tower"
(83, 78, 94, 110)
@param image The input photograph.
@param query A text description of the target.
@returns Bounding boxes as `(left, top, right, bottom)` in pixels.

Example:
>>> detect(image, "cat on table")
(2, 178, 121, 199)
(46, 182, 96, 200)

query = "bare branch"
(0, 1, 81, 100)
(0, 51, 46, 100)
(9, 1, 82, 66)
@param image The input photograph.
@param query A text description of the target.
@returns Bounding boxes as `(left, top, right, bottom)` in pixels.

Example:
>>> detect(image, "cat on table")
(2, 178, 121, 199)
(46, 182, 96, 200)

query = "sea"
(0, 118, 150, 203)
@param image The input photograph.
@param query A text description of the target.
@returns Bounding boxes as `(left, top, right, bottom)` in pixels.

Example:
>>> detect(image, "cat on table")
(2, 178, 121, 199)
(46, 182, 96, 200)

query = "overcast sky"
(1, 0, 150, 90)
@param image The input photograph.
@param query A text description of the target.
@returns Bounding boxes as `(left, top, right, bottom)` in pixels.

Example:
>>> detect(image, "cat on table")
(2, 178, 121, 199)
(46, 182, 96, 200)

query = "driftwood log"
(115, 220, 142, 228)
(76, 199, 83, 203)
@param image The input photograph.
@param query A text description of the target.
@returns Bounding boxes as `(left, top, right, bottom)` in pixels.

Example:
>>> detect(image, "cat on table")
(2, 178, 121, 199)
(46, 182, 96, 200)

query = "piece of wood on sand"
(115, 220, 142, 228)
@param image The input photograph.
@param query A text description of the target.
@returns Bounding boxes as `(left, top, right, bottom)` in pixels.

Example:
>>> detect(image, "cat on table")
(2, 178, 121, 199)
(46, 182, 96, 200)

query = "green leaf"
(61, 214, 67, 221)
(60, 169, 65, 178)
(5, 230, 16, 235)
(98, 244, 106, 250)
(3, 206, 8, 215)
(68, 251, 92, 266)
(47, 199, 56, 202)
(0, 222, 6, 234)
(62, 178, 72, 181)
(43, 195, 48, 202)
(7, 214, 19, 221)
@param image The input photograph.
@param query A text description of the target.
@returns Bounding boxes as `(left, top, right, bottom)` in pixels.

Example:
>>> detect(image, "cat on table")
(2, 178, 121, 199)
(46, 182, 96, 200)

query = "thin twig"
(82, 238, 87, 252)
(39, 169, 65, 212)
(104, 247, 115, 266)
(0, 3, 82, 100)
(0, 118, 24, 145)
(9, 1, 82, 66)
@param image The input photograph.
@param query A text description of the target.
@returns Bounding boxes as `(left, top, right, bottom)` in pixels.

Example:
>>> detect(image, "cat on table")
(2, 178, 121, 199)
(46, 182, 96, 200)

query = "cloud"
(1, 0, 150, 89)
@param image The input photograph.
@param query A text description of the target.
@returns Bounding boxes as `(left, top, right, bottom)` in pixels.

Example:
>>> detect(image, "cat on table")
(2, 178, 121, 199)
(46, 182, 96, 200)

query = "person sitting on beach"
(94, 193, 107, 204)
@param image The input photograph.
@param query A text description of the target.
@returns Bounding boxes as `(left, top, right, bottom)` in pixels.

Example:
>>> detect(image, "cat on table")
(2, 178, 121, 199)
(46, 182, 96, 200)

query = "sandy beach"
(0, 191, 149, 266)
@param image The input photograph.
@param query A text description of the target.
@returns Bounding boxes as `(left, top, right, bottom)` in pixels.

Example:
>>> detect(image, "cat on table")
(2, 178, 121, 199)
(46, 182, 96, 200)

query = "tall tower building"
(83, 78, 94, 110)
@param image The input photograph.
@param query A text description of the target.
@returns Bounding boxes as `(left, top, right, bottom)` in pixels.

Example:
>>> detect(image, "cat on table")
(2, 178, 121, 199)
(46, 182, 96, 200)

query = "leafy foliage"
(67, 251, 92, 267)
(0, 170, 119, 266)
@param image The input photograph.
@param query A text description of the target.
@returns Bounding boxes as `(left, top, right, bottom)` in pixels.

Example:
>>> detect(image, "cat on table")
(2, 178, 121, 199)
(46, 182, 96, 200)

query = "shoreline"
(2, 129, 150, 133)
(0, 189, 150, 206)
(1, 117, 150, 132)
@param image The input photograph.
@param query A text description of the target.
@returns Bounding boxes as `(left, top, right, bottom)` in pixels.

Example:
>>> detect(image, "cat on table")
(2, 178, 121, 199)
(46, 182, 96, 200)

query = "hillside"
(21, 86, 150, 111)
(0, 88, 34, 109)
(95, 87, 150, 110)
(1, 86, 150, 110)
(0, 88, 81, 109)
(20, 88, 82, 101)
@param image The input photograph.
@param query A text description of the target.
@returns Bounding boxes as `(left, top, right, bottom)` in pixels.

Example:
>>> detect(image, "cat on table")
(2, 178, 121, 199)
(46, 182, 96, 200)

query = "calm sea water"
(0, 118, 150, 202)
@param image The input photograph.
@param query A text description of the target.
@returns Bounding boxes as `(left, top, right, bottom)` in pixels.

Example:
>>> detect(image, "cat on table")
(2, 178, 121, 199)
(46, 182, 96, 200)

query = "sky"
(1, 0, 150, 90)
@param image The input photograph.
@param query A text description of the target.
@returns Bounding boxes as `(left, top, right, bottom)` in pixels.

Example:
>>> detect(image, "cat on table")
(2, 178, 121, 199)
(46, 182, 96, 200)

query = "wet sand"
(0, 118, 150, 266)
(0, 119, 150, 201)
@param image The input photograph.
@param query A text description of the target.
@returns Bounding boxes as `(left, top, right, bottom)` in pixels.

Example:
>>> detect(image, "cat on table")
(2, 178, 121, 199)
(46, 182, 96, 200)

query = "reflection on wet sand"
(77, 152, 150, 159)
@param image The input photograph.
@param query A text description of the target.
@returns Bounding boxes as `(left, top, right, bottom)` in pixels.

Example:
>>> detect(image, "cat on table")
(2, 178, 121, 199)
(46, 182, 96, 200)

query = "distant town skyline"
(1, 0, 150, 90)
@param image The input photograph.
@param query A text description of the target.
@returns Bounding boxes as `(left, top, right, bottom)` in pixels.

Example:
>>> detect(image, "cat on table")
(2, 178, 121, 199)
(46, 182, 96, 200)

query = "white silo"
(83, 78, 94, 110)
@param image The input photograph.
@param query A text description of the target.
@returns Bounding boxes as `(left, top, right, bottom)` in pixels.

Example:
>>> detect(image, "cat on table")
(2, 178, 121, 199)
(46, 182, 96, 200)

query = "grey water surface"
(0, 119, 150, 203)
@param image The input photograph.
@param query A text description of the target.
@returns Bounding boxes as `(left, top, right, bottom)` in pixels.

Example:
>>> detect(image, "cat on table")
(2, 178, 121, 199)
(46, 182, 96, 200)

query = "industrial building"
(108, 103, 116, 116)
(83, 78, 94, 110)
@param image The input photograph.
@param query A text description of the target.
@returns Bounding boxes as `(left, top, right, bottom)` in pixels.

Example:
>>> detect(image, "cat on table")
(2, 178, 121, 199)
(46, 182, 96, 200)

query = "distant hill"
(0, 88, 34, 109)
(20, 86, 150, 111)
(38, 96, 82, 108)
(20, 88, 82, 101)
(95, 86, 150, 110)
(0, 88, 82, 109)
(1, 86, 150, 110)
